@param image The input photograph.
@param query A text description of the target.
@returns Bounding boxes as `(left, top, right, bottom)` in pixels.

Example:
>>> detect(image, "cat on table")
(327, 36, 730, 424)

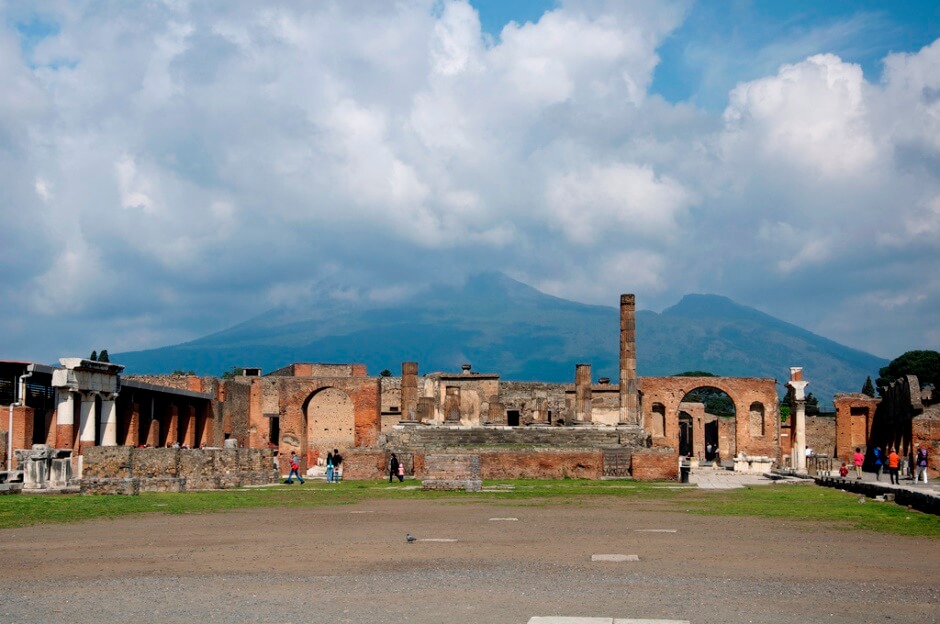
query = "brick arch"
(638, 376, 779, 459)
(265, 376, 381, 473)
(304, 387, 355, 461)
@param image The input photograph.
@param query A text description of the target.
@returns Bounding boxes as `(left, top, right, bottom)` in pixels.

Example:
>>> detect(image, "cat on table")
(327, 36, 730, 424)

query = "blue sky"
(0, 0, 938, 370)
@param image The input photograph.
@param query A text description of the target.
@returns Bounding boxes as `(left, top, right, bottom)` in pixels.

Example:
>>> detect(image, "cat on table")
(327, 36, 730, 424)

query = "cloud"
(0, 0, 937, 366)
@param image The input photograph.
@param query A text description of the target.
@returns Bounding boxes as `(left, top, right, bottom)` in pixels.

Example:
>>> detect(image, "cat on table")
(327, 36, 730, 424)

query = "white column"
(79, 392, 98, 444)
(55, 389, 75, 426)
(100, 393, 118, 446)
(794, 400, 807, 471)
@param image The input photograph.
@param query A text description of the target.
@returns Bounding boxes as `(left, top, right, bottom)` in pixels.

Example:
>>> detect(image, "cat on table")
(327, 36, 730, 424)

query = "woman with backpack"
(326, 451, 335, 484)
(916, 447, 929, 484)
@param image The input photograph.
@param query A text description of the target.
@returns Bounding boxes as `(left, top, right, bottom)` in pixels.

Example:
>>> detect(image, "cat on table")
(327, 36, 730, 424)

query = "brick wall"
(630, 451, 679, 481)
(806, 416, 836, 457)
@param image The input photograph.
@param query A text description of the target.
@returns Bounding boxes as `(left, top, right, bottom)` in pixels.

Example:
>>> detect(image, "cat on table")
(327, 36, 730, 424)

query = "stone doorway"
(679, 412, 693, 457)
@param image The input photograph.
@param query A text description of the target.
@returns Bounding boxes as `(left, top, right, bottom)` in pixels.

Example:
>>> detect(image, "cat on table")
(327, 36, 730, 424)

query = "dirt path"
(1, 498, 937, 623)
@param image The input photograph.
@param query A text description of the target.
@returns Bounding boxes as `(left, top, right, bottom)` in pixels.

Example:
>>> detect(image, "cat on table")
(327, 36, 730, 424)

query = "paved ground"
(1, 492, 938, 624)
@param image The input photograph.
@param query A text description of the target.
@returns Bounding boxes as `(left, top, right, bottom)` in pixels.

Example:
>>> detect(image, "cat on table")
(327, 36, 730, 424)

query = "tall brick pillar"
(122, 402, 140, 446)
(181, 404, 196, 448)
(146, 417, 160, 448)
(575, 363, 593, 423)
(619, 294, 639, 426)
(401, 362, 419, 423)
(166, 403, 179, 447)
(54, 389, 75, 450)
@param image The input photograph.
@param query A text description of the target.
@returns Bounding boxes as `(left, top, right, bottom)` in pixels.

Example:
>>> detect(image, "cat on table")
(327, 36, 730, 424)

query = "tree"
(805, 392, 820, 416)
(220, 367, 244, 380)
(98, 350, 110, 363)
(380, 369, 392, 377)
(674, 371, 717, 377)
(89, 350, 97, 361)
(861, 376, 875, 397)
(172, 370, 196, 376)
(876, 350, 940, 391)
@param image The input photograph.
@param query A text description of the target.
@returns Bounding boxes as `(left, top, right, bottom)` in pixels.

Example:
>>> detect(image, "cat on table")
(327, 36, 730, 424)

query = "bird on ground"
(406, 533, 416, 543)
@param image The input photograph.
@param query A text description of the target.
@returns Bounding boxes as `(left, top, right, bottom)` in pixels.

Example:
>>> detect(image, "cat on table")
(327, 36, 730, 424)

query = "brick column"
(122, 402, 139, 446)
(54, 389, 75, 450)
(619, 294, 639, 426)
(575, 364, 592, 423)
(181, 404, 196, 448)
(166, 403, 179, 446)
(146, 417, 160, 448)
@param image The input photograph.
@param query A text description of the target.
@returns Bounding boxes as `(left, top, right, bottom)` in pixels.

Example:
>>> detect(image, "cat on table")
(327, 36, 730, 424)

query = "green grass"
(1, 480, 937, 537)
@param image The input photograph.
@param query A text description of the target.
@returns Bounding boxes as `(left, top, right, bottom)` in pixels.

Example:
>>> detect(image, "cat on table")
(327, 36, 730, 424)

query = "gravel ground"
(1, 498, 938, 624)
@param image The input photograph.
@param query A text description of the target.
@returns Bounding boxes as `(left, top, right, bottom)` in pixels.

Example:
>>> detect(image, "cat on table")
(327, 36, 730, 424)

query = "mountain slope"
(114, 273, 887, 405)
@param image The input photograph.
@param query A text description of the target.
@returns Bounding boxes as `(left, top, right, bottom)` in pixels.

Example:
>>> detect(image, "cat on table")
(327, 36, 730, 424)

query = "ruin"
(4, 292, 932, 493)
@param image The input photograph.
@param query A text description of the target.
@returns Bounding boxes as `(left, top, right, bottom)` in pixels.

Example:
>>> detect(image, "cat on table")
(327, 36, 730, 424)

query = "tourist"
(332, 448, 343, 483)
(286, 452, 304, 484)
(839, 463, 849, 478)
(389, 453, 400, 483)
(887, 448, 900, 485)
(326, 450, 335, 484)
(916, 447, 929, 484)
(873, 446, 883, 481)
(397, 456, 406, 481)
(853, 447, 864, 480)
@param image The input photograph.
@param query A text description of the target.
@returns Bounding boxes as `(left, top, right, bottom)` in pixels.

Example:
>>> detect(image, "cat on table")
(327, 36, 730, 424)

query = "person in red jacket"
(853, 448, 864, 480)
(286, 452, 305, 484)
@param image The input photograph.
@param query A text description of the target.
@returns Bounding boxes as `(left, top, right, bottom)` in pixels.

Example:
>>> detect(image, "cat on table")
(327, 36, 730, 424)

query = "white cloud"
(0, 0, 938, 364)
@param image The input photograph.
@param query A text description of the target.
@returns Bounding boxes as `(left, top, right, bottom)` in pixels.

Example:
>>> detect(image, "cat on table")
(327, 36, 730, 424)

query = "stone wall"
(385, 425, 643, 450)
(480, 449, 602, 479)
(422, 453, 482, 491)
(80, 446, 277, 494)
(806, 415, 837, 457)
(499, 381, 571, 425)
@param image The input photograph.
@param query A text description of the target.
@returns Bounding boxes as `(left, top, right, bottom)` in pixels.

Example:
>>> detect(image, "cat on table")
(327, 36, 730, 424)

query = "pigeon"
(406, 533, 417, 543)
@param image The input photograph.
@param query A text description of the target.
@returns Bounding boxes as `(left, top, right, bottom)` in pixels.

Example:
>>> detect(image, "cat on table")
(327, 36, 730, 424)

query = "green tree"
(98, 350, 110, 363)
(779, 404, 791, 422)
(89, 350, 98, 361)
(220, 367, 244, 380)
(877, 350, 940, 390)
(861, 376, 875, 397)
(380, 369, 392, 377)
(805, 392, 820, 416)
(172, 370, 197, 376)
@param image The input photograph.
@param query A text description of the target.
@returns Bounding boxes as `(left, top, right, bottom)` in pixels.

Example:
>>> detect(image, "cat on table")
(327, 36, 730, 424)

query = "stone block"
(81, 478, 140, 496)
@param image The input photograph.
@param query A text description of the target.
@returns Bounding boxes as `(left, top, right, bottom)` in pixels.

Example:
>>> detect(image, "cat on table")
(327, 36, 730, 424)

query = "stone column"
(54, 389, 75, 450)
(401, 362, 419, 423)
(534, 396, 547, 424)
(575, 364, 592, 423)
(786, 367, 809, 471)
(146, 417, 160, 448)
(78, 392, 98, 448)
(99, 392, 118, 446)
(619, 294, 639, 426)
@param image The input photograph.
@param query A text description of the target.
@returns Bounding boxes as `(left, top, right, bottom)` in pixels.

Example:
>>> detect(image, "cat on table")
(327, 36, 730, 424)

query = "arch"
(749, 402, 766, 437)
(304, 387, 355, 463)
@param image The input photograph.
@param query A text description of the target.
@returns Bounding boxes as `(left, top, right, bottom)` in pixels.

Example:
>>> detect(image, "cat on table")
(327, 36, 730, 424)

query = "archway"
(679, 386, 736, 461)
(304, 387, 355, 468)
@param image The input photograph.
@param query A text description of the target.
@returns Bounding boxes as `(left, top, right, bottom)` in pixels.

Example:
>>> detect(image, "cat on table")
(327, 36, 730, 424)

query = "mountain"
(113, 272, 887, 406)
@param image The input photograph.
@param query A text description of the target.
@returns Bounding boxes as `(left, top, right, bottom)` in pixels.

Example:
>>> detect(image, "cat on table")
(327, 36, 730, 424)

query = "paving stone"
(489, 517, 519, 521)
(635, 529, 676, 533)
(591, 554, 639, 562)
(417, 538, 458, 542)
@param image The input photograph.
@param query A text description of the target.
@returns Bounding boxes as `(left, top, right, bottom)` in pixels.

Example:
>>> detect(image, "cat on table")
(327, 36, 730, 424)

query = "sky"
(1, 0, 939, 366)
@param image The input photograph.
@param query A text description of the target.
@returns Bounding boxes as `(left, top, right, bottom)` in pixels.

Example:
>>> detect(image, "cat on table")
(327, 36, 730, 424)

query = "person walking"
(873, 446, 883, 481)
(286, 452, 304, 484)
(389, 453, 400, 483)
(397, 456, 406, 482)
(853, 448, 864, 480)
(326, 450, 335, 484)
(332, 448, 343, 483)
(887, 448, 900, 485)
(916, 447, 929, 484)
